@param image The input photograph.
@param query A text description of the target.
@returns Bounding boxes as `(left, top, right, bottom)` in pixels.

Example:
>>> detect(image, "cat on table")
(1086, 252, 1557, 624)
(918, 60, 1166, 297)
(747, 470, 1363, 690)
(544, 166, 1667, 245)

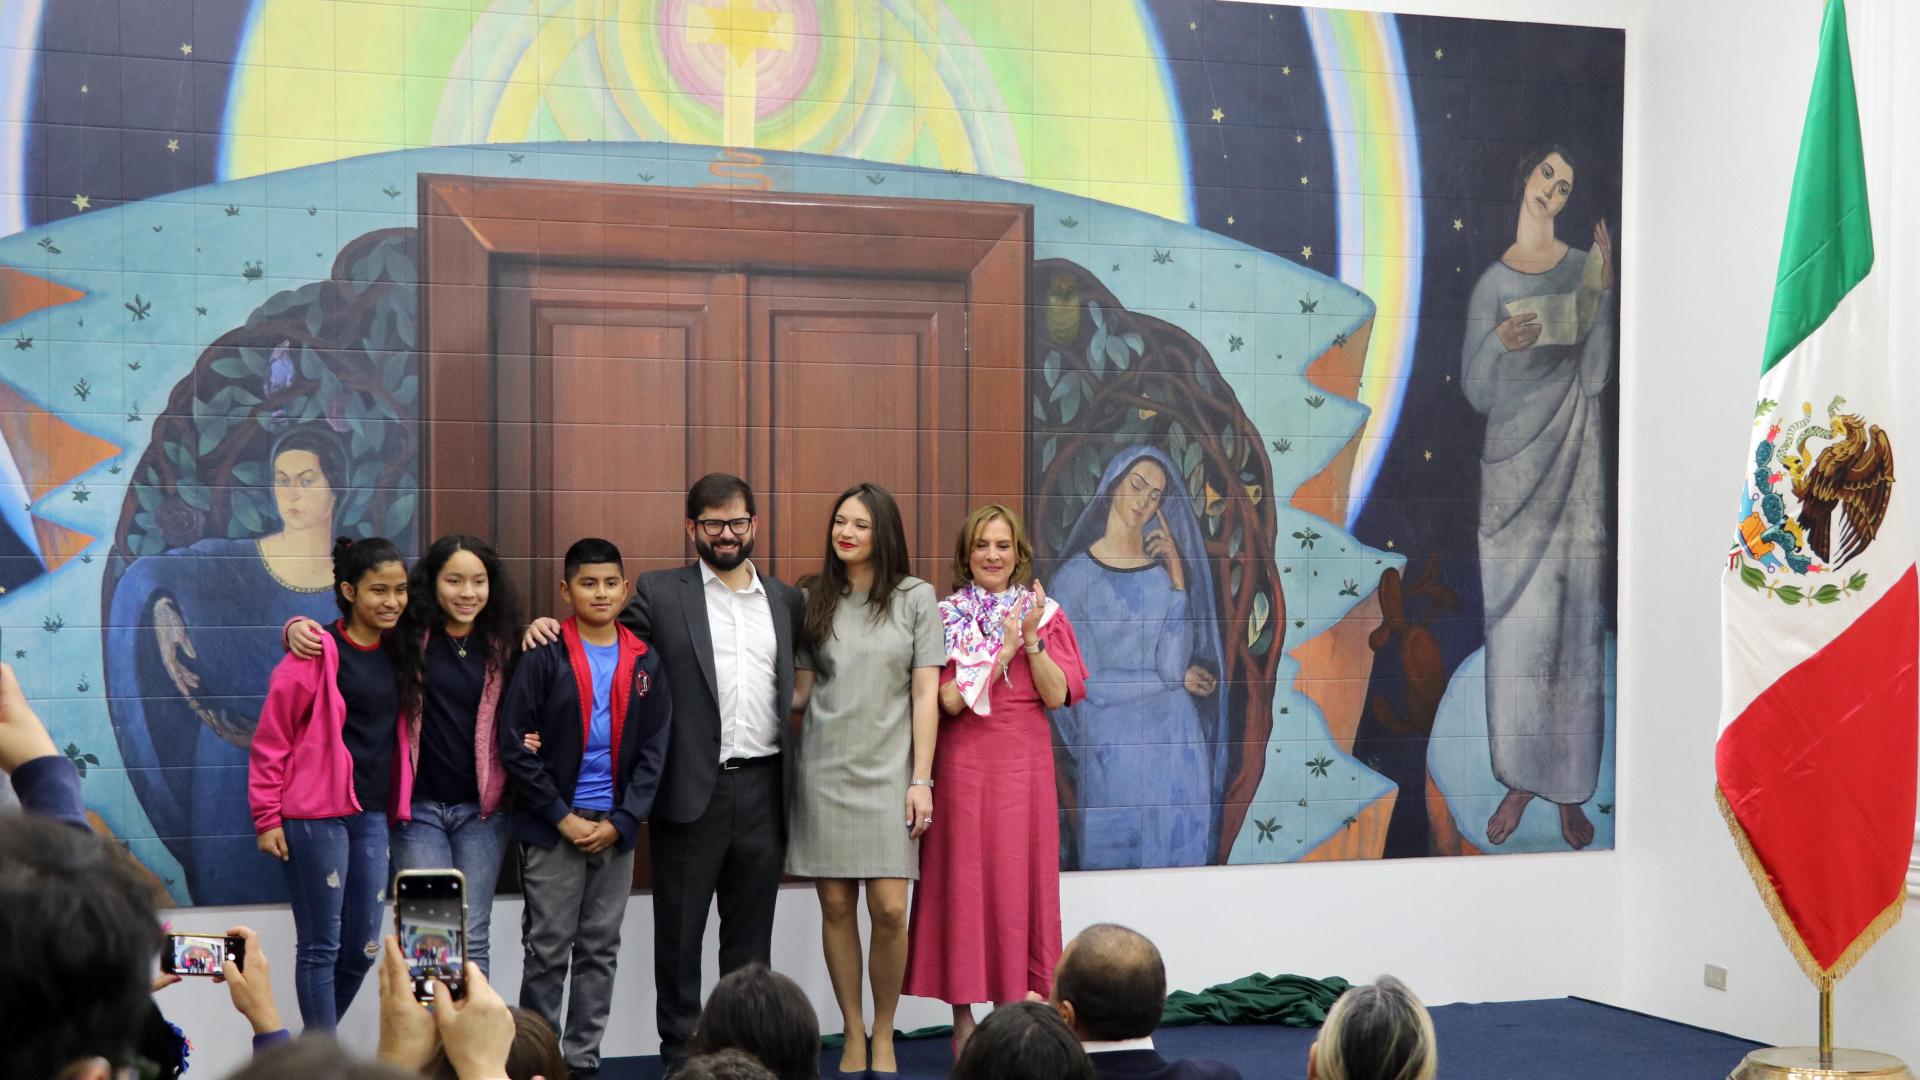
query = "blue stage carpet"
(603, 997, 1762, 1079)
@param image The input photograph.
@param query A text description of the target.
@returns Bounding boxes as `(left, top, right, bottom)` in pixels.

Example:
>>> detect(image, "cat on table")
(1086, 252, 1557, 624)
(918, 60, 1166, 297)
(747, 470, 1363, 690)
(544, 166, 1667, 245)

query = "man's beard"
(697, 535, 754, 572)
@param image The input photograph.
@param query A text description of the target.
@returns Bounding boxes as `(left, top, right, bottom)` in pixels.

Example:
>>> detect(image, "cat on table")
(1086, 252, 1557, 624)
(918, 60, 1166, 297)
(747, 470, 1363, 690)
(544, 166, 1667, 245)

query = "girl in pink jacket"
(249, 535, 409, 1032)
(287, 533, 523, 975)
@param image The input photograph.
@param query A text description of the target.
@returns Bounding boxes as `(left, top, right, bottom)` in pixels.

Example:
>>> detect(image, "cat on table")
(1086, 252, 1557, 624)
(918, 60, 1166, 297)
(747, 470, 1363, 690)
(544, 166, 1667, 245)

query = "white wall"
(1615, 0, 1920, 1063)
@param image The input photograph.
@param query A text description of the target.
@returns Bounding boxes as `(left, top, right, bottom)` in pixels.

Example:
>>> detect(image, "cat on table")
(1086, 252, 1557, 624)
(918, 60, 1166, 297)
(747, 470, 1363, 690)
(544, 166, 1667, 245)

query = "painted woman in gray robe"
(1461, 145, 1615, 851)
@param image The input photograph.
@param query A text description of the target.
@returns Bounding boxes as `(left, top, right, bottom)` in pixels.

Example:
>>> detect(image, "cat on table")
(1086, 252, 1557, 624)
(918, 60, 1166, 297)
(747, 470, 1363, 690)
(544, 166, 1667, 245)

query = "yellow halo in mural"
(221, 0, 1194, 223)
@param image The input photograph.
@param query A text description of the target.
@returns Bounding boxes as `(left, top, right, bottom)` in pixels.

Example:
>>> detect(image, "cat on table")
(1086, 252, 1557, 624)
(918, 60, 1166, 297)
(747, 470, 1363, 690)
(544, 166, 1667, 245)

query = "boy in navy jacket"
(499, 537, 670, 1079)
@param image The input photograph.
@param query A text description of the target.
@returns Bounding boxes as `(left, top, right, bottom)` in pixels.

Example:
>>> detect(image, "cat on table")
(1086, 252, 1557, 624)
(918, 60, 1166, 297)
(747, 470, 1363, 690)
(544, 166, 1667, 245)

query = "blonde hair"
(950, 504, 1034, 592)
(1315, 976, 1437, 1080)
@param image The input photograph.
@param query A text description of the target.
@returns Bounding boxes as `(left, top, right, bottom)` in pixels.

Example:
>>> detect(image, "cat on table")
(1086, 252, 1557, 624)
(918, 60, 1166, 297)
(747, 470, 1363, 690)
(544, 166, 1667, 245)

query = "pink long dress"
(902, 609, 1089, 1004)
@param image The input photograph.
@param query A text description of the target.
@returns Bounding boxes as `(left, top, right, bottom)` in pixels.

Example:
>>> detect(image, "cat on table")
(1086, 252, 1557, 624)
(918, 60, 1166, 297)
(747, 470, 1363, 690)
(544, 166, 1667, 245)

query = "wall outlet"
(1704, 963, 1729, 991)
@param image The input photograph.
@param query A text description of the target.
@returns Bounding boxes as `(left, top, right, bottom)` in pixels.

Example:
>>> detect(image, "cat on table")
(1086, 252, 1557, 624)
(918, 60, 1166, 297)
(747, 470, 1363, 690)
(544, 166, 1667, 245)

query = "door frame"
(417, 174, 1032, 553)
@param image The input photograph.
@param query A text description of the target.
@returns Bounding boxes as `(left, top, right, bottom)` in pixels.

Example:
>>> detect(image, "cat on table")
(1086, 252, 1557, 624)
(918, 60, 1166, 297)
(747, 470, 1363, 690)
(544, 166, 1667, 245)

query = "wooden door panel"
(754, 278, 966, 586)
(495, 266, 745, 615)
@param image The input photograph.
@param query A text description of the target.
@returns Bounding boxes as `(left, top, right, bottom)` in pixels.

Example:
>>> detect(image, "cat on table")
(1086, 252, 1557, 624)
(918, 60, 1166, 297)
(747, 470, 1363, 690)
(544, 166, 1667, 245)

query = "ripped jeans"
(283, 811, 388, 1031)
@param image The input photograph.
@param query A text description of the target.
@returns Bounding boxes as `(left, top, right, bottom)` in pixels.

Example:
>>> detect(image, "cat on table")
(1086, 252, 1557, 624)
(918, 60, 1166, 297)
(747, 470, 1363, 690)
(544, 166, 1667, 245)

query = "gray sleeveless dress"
(785, 578, 946, 879)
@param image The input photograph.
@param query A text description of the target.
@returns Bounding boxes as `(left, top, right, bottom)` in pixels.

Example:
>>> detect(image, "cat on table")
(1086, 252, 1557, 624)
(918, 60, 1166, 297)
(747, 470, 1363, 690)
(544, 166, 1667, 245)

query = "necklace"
(447, 631, 471, 659)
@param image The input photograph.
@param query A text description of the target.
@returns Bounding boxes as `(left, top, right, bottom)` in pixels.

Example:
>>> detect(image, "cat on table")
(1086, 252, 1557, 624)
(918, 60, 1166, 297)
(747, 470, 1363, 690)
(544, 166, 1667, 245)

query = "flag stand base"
(1729, 1047, 1912, 1079)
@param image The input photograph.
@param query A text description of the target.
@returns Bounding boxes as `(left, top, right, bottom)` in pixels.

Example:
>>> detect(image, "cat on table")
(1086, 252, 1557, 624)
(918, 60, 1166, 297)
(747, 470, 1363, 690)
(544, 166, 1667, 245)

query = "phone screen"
(395, 872, 466, 1002)
(166, 933, 238, 977)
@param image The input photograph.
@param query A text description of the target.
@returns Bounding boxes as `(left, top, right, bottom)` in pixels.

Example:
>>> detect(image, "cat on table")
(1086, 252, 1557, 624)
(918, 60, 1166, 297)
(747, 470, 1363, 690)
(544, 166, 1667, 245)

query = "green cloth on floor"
(818, 973, 1351, 1045)
(1161, 973, 1352, 1028)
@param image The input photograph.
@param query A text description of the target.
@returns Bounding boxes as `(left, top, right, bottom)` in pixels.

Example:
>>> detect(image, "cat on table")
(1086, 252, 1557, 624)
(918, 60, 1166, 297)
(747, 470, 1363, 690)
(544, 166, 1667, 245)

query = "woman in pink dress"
(903, 504, 1088, 1054)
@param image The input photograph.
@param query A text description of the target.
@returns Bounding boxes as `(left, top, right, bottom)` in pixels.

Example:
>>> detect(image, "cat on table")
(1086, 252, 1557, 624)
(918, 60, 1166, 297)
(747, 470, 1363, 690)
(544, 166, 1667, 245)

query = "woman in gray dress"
(1462, 144, 1615, 851)
(787, 482, 945, 1075)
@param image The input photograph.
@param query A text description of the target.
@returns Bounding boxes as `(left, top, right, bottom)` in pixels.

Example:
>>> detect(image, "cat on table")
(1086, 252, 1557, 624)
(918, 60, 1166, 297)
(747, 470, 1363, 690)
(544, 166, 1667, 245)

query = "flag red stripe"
(1717, 566, 1919, 970)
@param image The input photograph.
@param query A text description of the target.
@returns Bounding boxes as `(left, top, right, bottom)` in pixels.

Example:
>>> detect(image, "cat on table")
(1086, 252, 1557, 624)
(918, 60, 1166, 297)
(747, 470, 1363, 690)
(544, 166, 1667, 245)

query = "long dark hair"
(394, 534, 522, 717)
(798, 483, 912, 667)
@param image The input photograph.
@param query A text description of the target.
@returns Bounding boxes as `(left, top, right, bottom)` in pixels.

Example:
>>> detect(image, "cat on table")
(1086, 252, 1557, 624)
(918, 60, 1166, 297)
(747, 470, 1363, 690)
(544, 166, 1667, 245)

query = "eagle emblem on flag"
(1731, 396, 1895, 601)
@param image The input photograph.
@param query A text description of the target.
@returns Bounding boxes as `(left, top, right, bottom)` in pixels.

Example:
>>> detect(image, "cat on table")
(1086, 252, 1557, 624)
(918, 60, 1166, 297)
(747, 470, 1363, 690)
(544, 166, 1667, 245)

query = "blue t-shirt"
(573, 642, 619, 812)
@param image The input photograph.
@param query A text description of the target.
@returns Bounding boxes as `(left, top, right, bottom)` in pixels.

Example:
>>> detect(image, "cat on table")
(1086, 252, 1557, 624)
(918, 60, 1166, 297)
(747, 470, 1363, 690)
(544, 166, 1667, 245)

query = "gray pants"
(517, 809, 634, 1072)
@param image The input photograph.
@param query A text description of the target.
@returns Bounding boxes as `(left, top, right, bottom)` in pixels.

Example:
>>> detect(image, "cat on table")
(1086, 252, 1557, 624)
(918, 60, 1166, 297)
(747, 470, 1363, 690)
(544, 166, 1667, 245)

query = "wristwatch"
(1025, 637, 1047, 654)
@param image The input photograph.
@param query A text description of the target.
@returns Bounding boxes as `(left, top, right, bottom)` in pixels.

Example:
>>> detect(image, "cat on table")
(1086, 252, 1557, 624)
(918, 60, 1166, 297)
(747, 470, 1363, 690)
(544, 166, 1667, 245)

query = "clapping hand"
(1020, 583, 1046, 645)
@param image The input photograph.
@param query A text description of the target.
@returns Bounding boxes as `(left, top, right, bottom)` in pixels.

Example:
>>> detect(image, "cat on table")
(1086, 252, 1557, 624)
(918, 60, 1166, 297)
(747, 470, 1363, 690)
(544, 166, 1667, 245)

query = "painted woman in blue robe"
(104, 426, 346, 904)
(1049, 445, 1228, 869)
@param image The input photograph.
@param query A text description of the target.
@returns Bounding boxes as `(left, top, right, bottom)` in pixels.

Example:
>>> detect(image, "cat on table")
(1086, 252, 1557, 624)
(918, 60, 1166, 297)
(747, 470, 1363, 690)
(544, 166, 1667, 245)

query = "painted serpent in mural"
(1461, 145, 1617, 852)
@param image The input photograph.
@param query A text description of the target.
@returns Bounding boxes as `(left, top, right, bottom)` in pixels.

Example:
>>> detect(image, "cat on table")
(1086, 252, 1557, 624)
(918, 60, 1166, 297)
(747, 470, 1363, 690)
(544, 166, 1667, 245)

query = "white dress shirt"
(700, 560, 781, 762)
(1082, 1036, 1156, 1054)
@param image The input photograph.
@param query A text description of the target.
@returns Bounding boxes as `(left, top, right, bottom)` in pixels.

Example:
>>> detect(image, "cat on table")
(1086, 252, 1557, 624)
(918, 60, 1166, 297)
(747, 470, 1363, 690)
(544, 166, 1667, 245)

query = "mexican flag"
(1718, 0, 1917, 988)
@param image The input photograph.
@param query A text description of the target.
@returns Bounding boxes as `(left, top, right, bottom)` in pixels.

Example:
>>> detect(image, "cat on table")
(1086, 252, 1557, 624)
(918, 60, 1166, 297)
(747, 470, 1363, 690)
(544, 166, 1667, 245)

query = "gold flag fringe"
(1716, 784, 1905, 989)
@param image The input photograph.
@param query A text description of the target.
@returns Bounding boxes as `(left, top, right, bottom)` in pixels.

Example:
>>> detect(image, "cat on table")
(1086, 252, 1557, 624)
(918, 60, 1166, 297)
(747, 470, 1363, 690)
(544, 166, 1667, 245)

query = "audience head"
(950, 1001, 1093, 1080)
(427, 1006, 566, 1080)
(227, 1037, 419, 1080)
(1051, 923, 1167, 1042)
(1309, 976, 1437, 1080)
(0, 814, 163, 1080)
(688, 963, 819, 1080)
(676, 1050, 779, 1080)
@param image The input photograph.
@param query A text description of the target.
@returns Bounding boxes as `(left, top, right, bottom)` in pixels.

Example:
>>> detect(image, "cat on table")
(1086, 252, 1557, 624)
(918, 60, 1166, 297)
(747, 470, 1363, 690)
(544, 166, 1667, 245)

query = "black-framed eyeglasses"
(695, 517, 754, 538)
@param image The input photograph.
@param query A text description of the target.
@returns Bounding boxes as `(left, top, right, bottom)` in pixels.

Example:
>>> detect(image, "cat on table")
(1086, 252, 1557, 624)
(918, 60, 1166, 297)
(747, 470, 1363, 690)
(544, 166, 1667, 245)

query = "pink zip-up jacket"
(396, 631, 511, 820)
(249, 627, 412, 834)
(282, 618, 511, 822)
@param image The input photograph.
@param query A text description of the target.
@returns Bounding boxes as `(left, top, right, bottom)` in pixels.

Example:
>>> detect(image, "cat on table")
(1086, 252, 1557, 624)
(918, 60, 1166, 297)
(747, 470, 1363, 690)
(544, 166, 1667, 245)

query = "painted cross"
(686, 0, 794, 149)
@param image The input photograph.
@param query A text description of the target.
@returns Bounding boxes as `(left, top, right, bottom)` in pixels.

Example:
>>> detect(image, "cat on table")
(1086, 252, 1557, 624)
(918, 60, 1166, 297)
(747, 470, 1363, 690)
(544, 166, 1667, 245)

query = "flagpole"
(1820, 989, 1833, 1066)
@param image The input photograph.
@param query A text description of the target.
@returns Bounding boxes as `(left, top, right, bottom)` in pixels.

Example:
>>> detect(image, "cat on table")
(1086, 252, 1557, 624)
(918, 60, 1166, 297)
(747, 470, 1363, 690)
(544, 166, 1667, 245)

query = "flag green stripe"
(1761, 0, 1874, 375)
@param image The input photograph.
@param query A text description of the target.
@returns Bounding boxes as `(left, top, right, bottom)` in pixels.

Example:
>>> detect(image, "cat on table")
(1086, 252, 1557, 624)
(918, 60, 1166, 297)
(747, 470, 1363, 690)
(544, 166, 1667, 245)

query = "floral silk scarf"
(939, 583, 1059, 716)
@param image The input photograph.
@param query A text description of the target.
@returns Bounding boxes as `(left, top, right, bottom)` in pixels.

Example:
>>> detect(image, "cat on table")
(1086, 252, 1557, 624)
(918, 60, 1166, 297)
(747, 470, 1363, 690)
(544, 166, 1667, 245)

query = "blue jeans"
(390, 800, 511, 974)
(283, 812, 388, 1032)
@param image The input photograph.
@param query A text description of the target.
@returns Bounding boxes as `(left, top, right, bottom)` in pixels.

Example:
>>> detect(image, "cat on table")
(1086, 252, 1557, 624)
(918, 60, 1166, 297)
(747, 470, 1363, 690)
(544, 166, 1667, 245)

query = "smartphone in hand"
(393, 868, 468, 1003)
(162, 932, 244, 977)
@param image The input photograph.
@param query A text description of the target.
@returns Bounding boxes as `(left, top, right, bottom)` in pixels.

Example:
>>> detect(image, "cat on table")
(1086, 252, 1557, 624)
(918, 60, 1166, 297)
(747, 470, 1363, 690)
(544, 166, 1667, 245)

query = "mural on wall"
(0, 0, 1622, 904)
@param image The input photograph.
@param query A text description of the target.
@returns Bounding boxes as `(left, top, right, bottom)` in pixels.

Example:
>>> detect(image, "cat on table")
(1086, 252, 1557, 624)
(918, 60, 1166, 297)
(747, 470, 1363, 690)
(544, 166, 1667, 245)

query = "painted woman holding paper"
(1461, 144, 1616, 851)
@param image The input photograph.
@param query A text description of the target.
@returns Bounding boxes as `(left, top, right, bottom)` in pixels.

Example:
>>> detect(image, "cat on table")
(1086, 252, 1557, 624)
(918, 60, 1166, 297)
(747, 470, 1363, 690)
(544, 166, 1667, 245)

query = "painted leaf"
(1774, 585, 1804, 605)
(1738, 563, 1766, 589)
(1088, 301, 1105, 330)
(177, 483, 212, 511)
(1247, 591, 1271, 648)
(1813, 584, 1841, 603)
(230, 492, 265, 534)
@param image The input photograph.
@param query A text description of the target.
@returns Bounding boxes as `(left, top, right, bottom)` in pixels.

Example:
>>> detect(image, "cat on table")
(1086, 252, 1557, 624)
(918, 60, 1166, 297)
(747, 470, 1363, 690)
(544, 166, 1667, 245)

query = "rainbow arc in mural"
(1305, 9, 1424, 525)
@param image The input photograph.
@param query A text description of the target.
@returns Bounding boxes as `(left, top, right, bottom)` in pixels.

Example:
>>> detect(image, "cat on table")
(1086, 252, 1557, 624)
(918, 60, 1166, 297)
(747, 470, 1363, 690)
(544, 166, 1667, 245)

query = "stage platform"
(603, 997, 1763, 1079)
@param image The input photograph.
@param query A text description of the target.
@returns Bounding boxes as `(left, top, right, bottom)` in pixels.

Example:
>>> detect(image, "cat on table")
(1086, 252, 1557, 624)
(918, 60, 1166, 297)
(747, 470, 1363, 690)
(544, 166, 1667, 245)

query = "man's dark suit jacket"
(1089, 1049, 1245, 1080)
(617, 561, 804, 825)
